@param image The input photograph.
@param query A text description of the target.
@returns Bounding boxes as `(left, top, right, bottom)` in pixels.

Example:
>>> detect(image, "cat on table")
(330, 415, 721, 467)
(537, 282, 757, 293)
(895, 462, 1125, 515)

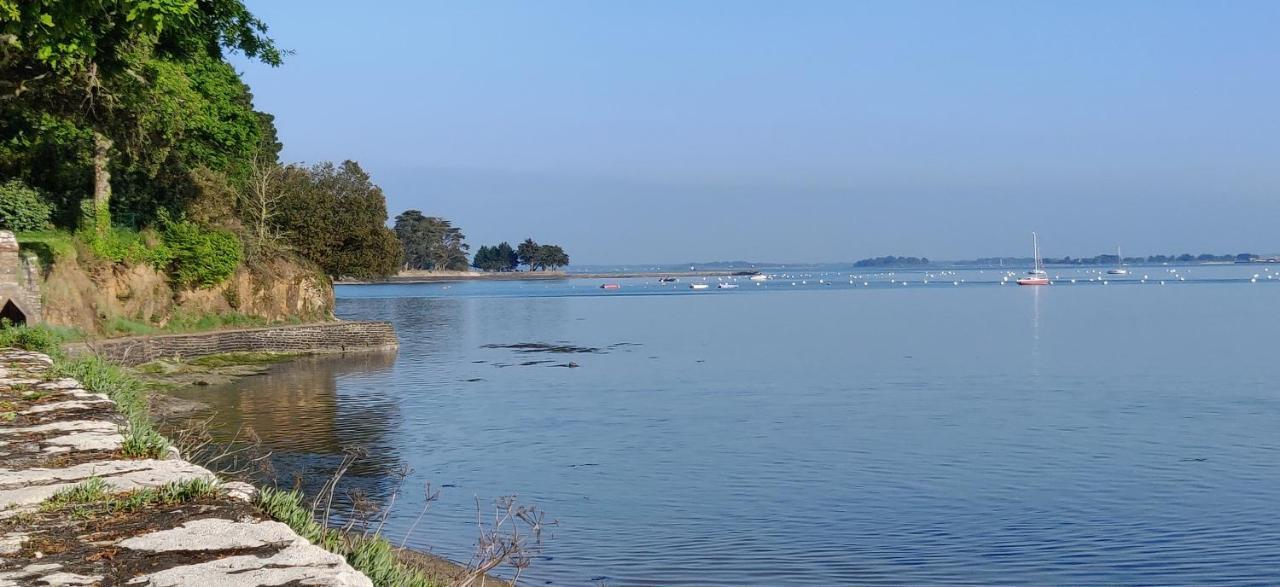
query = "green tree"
(517, 238, 540, 270)
(471, 241, 519, 272)
(494, 241, 518, 271)
(0, 0, 281, 232)
(274, 161, 401, 279)
(471, 245, 493, 271)
(394, 210, 469, 271)
(536, 244, 569, 270)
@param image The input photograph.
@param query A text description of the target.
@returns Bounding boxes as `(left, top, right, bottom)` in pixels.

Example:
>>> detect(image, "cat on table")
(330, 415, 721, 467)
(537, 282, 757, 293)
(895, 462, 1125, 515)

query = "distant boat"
(690, 283, 710, 290)
(717, 283, 739, 289)
(749, 274, 769, 281)
(659, 277, 678, 283)
(1107, 247, 1129, 275)
(1016, 232, 1050, 286)
(600, 283, 621, 290)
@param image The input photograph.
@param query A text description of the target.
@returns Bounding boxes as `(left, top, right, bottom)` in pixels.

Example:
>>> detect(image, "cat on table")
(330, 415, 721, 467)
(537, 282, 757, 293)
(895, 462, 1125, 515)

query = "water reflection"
(166, 351, 404, 492)
(163, 280, 1280, 585)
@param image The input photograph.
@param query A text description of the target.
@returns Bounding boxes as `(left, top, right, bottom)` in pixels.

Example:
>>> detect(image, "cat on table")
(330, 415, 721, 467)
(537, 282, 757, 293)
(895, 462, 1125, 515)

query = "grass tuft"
(41, 477, 111, 511)
(39, 477, 219, 515)
(255, 487, 443, 587)
(51, 355, 170, 459)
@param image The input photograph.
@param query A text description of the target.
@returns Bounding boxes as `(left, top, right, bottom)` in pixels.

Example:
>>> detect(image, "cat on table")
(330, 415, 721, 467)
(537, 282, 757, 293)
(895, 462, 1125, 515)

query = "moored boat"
(1107, 246, 1129, 275)
(1016, 232, 1050, 286)
(690, 283, 710, 290)
(717, 283, 739, 289)
(600, 283, 621, 290)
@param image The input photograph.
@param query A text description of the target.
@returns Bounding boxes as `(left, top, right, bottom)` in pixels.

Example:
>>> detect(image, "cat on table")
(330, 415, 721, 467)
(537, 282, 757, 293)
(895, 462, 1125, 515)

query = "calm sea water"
(169, 265, 1280, 585)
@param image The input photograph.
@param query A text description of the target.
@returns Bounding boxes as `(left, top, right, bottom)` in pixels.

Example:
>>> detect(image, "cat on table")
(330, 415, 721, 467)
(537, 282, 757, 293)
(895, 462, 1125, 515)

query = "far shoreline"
(337, 269, 760, 284)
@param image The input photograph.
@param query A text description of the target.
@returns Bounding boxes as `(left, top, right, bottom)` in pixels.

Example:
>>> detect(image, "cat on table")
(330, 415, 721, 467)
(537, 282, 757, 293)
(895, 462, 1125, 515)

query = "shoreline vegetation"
(0, 325, 531, 586)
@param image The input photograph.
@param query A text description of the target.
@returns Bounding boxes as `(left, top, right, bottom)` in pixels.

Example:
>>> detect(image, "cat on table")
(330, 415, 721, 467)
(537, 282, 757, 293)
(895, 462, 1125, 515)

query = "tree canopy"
(0, 1, 406, 283)
(507, 238, 569, 271)
(274, 161, 402, 280)
(0, 0, 283, 231)
(394, 211, 469, 271)
(472, 242, 519, 272)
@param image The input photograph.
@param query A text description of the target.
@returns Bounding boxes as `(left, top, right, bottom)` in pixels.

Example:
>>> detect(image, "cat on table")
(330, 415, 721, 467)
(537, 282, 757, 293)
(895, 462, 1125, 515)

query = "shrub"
(0, 322, 73, 355)
(78, 226, 173, 266)
(162, 217, 242, 288)
(0, 179, 54, 232)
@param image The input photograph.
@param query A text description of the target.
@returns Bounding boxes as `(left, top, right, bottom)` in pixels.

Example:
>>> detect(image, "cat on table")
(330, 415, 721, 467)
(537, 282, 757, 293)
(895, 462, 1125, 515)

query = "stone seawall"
(0, 349, 371, 585)
(65, 320, 398, 366)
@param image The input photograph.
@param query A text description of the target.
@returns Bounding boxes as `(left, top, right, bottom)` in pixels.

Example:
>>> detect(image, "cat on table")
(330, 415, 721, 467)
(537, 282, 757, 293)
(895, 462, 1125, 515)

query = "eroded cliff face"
(39, 255, 333, 335)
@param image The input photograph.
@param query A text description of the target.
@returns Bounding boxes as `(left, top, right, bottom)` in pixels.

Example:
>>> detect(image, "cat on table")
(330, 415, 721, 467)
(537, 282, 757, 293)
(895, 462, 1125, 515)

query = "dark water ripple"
(170, 273, 1280, 585)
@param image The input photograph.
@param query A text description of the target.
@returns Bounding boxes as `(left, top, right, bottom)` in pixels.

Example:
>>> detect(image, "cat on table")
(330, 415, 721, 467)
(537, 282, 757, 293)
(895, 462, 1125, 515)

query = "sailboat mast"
(1032, 232, 1042, 272)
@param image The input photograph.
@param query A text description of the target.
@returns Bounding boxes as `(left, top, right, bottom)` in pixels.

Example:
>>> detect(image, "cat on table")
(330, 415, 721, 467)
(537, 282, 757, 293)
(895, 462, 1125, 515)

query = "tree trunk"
(92, 131, 112, 235)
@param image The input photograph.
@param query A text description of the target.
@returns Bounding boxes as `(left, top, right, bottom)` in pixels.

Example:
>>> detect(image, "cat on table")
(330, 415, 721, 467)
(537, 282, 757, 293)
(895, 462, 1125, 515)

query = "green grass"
(41, 477, 111, 511)
(0, 323, 76, 354)
(51, 355, 170, 459)
(255, 487, 443, 587)
(102, 312, 286, 338)
(15, 229, 77, 268)
(39, 477, 218, 515)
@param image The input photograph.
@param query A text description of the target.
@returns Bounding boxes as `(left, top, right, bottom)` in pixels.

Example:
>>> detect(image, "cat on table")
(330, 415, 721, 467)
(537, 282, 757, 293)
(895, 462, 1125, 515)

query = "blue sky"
(237, 1, 1279, 264)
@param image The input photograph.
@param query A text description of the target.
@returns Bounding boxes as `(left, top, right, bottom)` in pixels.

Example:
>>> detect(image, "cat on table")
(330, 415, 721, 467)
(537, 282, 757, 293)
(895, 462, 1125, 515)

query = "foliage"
(517, 238, 539, 270)
(534, 244, 569, 270)
(0, 0, 282, 231)
(0, 322, 74, 354)
(471, 242, 519, 272)
(161, 214, 242, 288)
(0, 112, 92, 227)
(514, 238, 570, 271)
(275, 161, 402, 279)
(0, 179, 53, 231)
(77, 225, 171, 266)
(394, 210, 469, 271)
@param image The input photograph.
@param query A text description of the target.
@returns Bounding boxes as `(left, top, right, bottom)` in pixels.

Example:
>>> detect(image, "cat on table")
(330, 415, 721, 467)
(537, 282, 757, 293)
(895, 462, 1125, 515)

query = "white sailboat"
(1107, 247, 1129, 275)
(1016, 232, 1050, 286)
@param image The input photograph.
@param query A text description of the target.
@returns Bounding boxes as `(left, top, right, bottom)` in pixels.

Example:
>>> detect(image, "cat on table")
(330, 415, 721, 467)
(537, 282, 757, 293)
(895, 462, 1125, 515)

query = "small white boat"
(1107, 246, 1129, 275)
(690, 283, 710, 290)
(1016, 232, 1050, 286)
(749, 274, 769, 281)
(717, 283, 739, 289)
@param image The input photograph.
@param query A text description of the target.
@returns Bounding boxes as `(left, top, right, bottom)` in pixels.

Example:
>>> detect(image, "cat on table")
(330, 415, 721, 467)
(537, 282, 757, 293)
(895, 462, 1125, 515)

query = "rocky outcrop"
(38, 253, 333, 335)
(0, 349, 371, 586)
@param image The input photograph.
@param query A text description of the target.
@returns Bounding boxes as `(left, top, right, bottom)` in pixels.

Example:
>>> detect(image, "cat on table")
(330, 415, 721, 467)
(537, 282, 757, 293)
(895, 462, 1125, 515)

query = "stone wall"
(65, 320, 398, 366)
(0, 230, 41, 324)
